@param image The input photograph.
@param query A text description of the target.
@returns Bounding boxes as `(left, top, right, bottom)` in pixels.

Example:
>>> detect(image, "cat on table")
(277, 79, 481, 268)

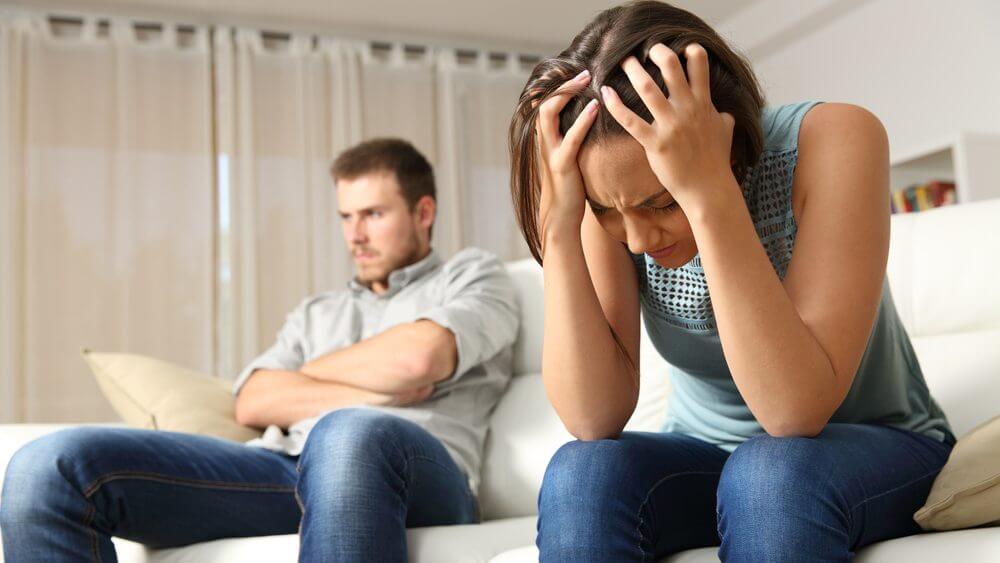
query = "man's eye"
(370, 211, 383, 218)
(590, 204, 608, 216)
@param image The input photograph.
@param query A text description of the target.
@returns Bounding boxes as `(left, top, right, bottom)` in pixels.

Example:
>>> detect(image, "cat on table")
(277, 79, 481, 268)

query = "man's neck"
(369, 246, 433, 295)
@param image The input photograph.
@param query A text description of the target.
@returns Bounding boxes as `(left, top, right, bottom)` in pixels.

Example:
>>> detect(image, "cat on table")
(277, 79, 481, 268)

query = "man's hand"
(235, 370, 434, 429)
(387, 384, 435, 407)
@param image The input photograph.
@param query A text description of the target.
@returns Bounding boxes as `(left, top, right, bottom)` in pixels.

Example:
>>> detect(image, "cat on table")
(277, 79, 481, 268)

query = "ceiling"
(4, 0, 760, 53)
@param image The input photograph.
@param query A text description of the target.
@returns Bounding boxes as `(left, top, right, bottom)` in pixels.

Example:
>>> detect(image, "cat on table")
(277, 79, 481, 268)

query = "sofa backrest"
(885, 198, 1000, 438)
(479, 198, 1000, 521)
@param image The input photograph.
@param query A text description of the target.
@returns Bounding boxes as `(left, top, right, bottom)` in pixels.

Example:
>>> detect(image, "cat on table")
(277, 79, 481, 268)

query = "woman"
(508, 1, 954, 561)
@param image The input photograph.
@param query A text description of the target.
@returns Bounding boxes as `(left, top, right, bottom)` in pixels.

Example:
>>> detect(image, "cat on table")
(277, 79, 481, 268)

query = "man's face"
(336, 171, 431, 288)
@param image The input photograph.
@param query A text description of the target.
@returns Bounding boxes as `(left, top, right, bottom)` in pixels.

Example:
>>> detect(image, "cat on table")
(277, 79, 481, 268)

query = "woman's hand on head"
(601, 43, 738, 210)
(534, 70, 600, 257)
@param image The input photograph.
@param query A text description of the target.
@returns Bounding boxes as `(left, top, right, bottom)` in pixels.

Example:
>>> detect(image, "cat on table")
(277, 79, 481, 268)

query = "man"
(1, 138, 520, 562)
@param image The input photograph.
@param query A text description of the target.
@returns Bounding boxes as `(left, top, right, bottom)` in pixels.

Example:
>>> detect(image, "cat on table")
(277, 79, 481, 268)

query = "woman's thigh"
(537, 431, 731, 562)
(717, 423, 953, 561)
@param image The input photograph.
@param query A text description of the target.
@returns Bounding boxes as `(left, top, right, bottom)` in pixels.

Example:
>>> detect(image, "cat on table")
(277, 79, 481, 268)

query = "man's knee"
(300, 408, 412, 468)
(1, 428, 110, 524)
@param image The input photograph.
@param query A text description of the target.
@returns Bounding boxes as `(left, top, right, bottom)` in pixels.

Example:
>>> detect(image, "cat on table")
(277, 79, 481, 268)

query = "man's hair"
(330, 138, 436, 209)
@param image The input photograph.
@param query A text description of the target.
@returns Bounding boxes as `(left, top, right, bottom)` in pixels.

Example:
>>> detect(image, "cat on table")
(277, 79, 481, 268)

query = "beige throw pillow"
(914, 415, 1000, 531)
(82, 349, 262, 442)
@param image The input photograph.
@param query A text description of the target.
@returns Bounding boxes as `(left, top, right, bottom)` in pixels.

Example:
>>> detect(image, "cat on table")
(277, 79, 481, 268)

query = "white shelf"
(890, 132, 1000, 204)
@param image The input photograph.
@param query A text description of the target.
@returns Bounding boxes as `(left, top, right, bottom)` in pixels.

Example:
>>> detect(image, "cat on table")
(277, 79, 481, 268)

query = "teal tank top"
(630, 101, 954, 452)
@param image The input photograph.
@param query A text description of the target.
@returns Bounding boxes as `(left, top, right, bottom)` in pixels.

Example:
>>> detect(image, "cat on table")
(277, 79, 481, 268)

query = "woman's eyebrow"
(587, 190, 673, 209)
(637, 190, 673, 206)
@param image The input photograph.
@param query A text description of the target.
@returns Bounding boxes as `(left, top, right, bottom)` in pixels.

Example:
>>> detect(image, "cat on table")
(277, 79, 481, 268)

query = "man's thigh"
(300, 408, 477, 527)
(10, 426, 302, 548)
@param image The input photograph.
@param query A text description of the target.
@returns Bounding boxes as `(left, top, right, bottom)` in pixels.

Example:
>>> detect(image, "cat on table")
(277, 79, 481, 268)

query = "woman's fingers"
(646, 44, 694, 107)
(682, 43, 711, 103)
(537, 69, 591, 145)
(620, 55, 673, 118)
(560, 99, 599, 159)
(601, 85, 653, 144)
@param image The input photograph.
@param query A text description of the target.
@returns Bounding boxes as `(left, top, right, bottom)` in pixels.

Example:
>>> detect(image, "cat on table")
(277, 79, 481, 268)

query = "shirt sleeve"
(232, 298, 309, 395)
(417, 248, 520, 384)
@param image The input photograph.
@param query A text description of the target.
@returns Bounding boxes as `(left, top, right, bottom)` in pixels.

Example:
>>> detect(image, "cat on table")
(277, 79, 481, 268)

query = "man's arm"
(299, 320, 458, 394)
(234, 369, 432, 429)
(300, 249, 519, 394)
(230, 295, 436, 429)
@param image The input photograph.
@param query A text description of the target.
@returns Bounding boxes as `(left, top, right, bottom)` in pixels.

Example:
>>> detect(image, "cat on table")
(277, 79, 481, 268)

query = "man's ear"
(415, 195, 436, 231)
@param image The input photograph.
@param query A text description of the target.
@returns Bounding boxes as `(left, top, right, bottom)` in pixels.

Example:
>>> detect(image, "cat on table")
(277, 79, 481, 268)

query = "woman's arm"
(542, 209, 641, 441)
(688, 103, 890, 437)
(534, 71, 642, 441)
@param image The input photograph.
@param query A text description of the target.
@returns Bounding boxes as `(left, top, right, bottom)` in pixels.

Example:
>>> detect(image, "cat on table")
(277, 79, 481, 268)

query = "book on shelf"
(890, 180, 956, 214)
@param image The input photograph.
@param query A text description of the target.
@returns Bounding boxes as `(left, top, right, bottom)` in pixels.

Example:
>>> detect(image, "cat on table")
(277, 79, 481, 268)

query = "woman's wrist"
(541, 223, 583, 261)
(680, 173, 745, 228)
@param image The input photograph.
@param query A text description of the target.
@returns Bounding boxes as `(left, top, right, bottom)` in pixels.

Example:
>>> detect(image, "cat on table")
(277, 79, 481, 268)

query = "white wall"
(719, 0, 1000, 160)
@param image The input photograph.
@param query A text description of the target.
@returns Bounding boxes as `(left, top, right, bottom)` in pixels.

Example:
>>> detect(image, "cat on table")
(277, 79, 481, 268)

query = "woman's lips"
(646, 243, 678, 259)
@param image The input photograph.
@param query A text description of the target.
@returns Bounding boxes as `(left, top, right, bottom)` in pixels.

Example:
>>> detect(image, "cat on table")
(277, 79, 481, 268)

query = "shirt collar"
(348, 249, 441, 297)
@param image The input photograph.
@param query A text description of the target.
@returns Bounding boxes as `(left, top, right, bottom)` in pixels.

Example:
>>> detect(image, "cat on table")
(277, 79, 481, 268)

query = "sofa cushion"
(886, 199, 1000, 337)
(142, 517, 538, 563)
(82, 350, 261, 442)
(910, 330, 1000, 438)
(914, 415, 1000, 531)
(488, 527, 1000, 563)
(505, 260, 544, 377)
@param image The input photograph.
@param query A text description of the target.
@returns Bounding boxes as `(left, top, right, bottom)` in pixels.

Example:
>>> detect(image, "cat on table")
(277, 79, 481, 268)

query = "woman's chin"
(650, 244, 697, 269)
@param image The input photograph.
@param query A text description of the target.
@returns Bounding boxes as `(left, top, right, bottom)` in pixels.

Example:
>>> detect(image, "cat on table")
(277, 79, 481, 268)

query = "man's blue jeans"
(0, 408, 477, 562)
(537, 424, 954, 562)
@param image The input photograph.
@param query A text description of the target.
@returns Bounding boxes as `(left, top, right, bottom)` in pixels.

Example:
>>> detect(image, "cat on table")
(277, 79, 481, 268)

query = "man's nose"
(351, 217, 368, 242)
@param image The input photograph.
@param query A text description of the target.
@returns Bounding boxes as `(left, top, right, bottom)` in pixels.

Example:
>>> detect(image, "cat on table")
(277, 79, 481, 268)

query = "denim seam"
(82, 471, 297, 498)
(82, 503, 101, 563)
(848, 467, 943, 514)
(636, 470, 722, 562)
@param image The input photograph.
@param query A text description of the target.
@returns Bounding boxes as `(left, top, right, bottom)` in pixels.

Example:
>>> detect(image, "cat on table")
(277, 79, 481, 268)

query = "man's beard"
(353, 231, 425, 287)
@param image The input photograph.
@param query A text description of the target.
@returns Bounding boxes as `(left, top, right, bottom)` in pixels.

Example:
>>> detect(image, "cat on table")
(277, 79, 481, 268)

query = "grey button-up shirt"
(232, 248, 519, 494)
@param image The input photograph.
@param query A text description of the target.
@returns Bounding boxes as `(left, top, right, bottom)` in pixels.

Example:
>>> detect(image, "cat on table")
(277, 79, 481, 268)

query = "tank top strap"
(760, 100, 824, 152)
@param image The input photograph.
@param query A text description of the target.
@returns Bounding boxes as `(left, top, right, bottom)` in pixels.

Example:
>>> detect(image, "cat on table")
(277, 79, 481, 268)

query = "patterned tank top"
(630, 101, 954, 451)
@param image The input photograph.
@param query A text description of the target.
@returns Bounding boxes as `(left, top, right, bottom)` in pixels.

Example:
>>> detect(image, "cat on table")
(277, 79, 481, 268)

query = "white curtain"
(0, 15, 215, 422)
(216, 32, 533, 377)
(1, 11, 536, 422)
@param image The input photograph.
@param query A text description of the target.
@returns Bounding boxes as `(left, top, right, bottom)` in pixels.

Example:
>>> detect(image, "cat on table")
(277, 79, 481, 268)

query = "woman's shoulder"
(761, 101, 885, 155)
(759, 100, 825, 153)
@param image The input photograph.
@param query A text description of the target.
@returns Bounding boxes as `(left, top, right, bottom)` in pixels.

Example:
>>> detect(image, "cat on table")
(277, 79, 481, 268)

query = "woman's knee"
(540, 437, 644, 511)
(717, 433, 841, 536)
(719, 433, 834, 501)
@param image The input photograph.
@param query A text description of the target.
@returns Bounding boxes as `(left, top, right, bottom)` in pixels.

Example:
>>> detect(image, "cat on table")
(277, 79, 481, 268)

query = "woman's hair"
(509, 0, 767, 263)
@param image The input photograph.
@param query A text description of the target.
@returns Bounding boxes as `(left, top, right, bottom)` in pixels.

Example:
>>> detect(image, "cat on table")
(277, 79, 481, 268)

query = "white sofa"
(2, 199, 1000, 562)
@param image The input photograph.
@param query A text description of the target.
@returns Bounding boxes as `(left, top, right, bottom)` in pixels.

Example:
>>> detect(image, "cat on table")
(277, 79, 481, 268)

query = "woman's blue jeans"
(0, 408, 477, 562)
(537, 423, 954, 562)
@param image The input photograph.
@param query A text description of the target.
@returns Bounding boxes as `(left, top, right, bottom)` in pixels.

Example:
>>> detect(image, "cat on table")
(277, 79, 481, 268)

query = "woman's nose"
(623, 216, 658, 255)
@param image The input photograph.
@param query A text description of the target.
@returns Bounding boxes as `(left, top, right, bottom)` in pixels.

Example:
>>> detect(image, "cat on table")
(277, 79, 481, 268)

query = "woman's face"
(578, 135, 698, 268)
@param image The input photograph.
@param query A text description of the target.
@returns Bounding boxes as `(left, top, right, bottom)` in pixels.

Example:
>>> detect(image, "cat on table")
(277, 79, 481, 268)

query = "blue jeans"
(537, 424, 954, 562)
(0, 408, 477, 562)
